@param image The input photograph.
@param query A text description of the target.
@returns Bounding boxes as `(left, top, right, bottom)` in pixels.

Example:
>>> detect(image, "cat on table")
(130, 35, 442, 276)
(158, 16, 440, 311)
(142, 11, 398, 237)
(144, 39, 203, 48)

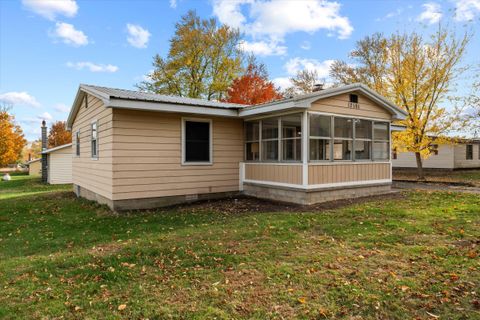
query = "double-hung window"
(75, 130, 80, 156)
(183, 119, 212, 164)
(466, 144, 473, 160)
(354, 119, 372, 160)
(245, 121, 260, 161)
(309, 114, 331, 161)
(373, 122, 389, 160)
(91, 122, 98, 159)
(333, 117, 353, 160)
(261, 118, 279, 161)
(281, 114, 302, 162)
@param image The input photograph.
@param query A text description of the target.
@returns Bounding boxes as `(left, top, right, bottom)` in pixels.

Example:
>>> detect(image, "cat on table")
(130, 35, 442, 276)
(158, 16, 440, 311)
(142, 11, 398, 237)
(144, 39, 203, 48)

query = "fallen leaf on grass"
(118, 304, 127, 311)
(298, 297, 306, 304)
(401, 285, 409, 292)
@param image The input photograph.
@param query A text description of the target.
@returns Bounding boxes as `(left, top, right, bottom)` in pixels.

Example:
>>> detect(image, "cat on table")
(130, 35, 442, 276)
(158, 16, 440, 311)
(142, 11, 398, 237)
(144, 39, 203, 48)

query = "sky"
(1, 0, 479, 140)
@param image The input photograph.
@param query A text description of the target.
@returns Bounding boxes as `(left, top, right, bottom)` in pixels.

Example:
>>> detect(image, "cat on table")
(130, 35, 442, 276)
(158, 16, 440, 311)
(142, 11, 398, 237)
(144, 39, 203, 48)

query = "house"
(392, 139, 480, 170)
(41, 143, 73, 184)
(27, 158, 41, 175)
(66, 83, 407, 211)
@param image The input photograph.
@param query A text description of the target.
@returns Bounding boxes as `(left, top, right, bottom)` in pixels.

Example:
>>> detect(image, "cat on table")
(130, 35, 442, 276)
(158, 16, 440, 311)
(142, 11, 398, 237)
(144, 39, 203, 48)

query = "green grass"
(1, 176, 479, 319)
(393, 169, 480, 186)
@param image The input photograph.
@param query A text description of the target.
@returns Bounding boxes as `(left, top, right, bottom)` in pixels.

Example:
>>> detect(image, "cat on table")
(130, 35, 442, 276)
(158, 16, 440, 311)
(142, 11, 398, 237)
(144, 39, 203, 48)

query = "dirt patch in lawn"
(158, 192, 406, 215)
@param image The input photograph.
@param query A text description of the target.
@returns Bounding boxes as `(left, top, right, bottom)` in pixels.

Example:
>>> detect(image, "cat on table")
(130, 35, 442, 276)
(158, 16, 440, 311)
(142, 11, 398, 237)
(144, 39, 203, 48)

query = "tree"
(330, 26, 471, 179)
(22, 139, 42, 161)
(139, 10, 243, 101)
(284, 70, 323, 97)
(48, 121, 72, 148)
(224, 56, 282, 105)
(0, 106, 27, 167)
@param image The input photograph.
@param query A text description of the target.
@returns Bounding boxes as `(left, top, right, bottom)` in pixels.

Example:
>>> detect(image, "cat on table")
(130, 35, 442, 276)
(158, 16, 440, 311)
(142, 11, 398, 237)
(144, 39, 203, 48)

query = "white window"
(281, 114, 302, 162)
(333, 117, 353, 161)
(354, 119, 372, 160)
(182, 118, 212, 165)
(466, 144, 473, 160)
(373, 122, 389, 160)
(75, 130, 80, 156)
(261, 117, 279, 161)
(309, 114, 331, 161)
(91, 122, 98, 159)
(245, 121, 260, 161)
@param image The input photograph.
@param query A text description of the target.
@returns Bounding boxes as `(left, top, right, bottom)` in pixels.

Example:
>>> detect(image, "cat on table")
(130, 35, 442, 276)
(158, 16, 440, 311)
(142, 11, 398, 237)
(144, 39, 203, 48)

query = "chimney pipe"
(41, 120, 48, 183)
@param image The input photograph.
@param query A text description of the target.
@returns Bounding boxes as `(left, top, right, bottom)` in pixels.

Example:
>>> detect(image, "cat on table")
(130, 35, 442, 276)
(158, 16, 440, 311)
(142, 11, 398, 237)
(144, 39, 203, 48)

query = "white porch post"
(302, 111, 308, 187)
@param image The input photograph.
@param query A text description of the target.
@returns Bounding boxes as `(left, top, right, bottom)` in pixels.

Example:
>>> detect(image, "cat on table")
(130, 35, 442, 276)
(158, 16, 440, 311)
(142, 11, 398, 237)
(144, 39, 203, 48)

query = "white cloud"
(454, 0, 480, 21)
(22, 0, 78, 20)
(213, 0, 353, 50)
(67, 61, 119, 73)
(126, 23, 151, 48)
(54, 103, 70, 113)
(38, 112, 53, 121)
(284, 58, 335, 78)
(272, 77, 291, 91)
(376, 8, 403, 21)
(170, 0, 177, 8)
(417, 2, 443, 24)
(300, 41, 311, 50)
(52, 22, 88, 46)
(238, 39, 286, 56)
(0, 91, 40, 108)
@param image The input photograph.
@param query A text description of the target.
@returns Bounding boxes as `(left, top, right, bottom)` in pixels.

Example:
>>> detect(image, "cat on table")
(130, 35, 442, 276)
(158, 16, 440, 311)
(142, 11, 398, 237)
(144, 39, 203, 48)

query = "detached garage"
(42, 143, 73, 184)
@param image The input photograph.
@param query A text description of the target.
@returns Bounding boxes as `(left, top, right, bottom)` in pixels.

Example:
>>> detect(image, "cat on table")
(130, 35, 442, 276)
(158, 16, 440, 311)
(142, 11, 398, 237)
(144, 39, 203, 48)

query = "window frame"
(280, 114, 302, 162)
(181, 117, 213, 166)
(90, 120, 98, 160)
(244, 120, 260, 162)
(466, 144, 473, 160)
(75, 129, 80, 157)
(353, 118, 373, 161)
(333, 116, 354, 161)
(307, 111, 391, 163)
(309, 114, 332, 162)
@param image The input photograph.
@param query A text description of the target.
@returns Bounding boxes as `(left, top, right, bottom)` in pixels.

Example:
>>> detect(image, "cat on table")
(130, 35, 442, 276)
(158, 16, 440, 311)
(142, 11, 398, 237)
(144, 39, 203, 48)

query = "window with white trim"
(373, 122, 389, 160)
(261, 117, 279, 161)
(333, 117, 353, 160)
(281, 114, 302, 162)
(466, 144, 473, 160)
(354, 119, 372, 160)
(183, 119, 212, 164)
(245, 121, 260, 161)
(309, 114, 331, 161)
(91, 122, 98, 159)
(75, 130, 80, 156)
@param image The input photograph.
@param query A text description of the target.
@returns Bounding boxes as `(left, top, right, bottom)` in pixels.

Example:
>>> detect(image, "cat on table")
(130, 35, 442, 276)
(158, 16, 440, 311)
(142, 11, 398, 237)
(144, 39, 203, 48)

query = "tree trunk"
(414, 152, 425, 181)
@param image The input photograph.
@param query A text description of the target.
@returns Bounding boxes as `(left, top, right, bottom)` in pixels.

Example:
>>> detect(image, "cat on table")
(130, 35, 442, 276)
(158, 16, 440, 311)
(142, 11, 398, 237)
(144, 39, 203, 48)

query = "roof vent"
(312, 83, 324, 92)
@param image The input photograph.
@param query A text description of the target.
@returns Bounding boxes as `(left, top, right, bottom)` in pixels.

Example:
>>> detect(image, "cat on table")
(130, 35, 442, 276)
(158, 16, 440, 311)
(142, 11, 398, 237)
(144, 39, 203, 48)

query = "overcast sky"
(1, 0, 479, 140)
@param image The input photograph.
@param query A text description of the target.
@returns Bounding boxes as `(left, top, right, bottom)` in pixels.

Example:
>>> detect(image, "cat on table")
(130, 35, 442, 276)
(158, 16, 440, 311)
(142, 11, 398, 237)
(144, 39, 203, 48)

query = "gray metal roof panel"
(80, 84, 247, 110)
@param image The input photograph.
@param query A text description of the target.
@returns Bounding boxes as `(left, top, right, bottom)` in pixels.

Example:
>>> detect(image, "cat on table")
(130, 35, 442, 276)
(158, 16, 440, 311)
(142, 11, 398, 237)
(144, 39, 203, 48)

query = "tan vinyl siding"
(453, 143, 480, 169)
(28, 160, 41, 175)
(392, 145, 455, 169)
(47, 147, 72, 184)
(71, 94, 113, 199)
(310, 93, 391, 120)
(111, 109, 243, 200)
(244, 163, 303, 185)
(308, 163, 391, 185)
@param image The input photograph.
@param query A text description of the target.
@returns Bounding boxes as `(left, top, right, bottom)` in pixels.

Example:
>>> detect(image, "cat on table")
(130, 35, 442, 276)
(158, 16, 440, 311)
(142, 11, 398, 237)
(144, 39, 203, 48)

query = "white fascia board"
(107, 98, 239, 117)
(66, 86, 110, 130)
(42, 143, 73, 154)
(238, 101, 305, 118)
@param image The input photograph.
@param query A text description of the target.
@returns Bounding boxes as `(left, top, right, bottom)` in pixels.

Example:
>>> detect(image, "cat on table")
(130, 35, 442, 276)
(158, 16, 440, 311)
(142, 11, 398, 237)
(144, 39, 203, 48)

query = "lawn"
(393, 169, 480, 187)
(1, 175, 479, 319)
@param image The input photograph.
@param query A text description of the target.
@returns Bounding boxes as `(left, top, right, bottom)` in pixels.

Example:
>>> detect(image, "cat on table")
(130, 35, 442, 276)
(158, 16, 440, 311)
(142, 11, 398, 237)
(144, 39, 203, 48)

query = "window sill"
(181, 162, 213, 166)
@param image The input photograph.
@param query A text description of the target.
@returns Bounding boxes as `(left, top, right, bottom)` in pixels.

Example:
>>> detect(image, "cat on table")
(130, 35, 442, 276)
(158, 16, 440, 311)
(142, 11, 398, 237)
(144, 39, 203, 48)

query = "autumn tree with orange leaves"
(224, 57, 282, 105)
(48, 121, 72, 148)
(0, 106, 27, 167)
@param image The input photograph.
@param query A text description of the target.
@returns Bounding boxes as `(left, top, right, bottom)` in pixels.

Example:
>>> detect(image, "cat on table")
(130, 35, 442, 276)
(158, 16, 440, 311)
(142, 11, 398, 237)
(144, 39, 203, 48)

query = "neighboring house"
(42, 144, 73, 184)
(66, 83, 407, 211)
(27, 158, 41, 175)
(392, 140, 480, 170)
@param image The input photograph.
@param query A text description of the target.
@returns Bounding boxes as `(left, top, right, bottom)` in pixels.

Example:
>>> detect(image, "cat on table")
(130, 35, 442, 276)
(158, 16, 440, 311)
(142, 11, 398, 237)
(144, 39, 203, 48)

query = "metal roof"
(42, 143, 72, 154)
(81, 84, 246, 110)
